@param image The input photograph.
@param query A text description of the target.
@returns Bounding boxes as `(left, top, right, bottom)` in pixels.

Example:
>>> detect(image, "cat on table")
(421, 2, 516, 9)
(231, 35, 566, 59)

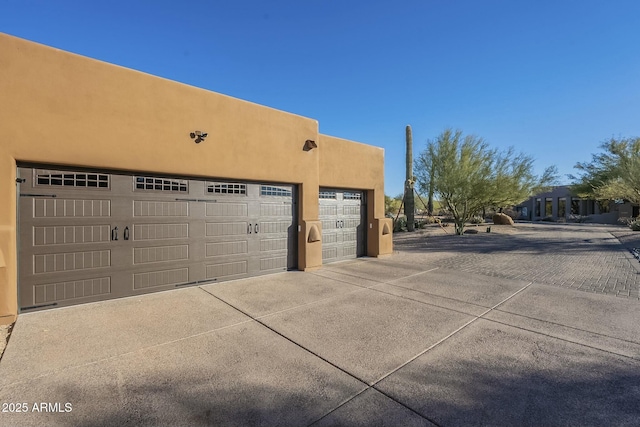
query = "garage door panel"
(205, 260, 248, 279)
(261, 203, 293, 217)
(342, 244, 357, 258)
(32, 249, 111, 274)
(132, 244, 189, 264)
(133, 200, 189, 217)
(33, 276, 112, 305)
(206, 221, 248, 237)
(260, 238, 288, 252)
(343, 230, 358, 242)
(321, 219, 338, 231)
(322, 247, 338, 261)
(319, 205, 338, 216)
(133, 223, 189, 241)
(322, 232, 339, 244)
(32, 224, 111, 246)
(258, 220, 290, 234)
(32, 198, 112, 218)
(205, 202, 249, 217)
(259, 256, 287, 272)
(206, 240, 249, 257)
(132, 267, 190, 290)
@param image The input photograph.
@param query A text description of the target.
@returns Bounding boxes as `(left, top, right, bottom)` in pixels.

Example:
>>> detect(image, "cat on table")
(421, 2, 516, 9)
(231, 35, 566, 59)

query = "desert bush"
(618, 217, 632, 226)
(415, 216, 436, 229)
(629, 218, 640, 231)
(393, 216, 407, 232)
(422, 216, 437, 224)
(470, 216, 484, 224)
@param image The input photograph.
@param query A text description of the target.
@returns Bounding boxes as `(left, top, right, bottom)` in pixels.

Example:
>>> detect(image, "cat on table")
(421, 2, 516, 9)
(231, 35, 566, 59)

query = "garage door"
(17, 166, 296, 311)
(319, 188, 366, 263)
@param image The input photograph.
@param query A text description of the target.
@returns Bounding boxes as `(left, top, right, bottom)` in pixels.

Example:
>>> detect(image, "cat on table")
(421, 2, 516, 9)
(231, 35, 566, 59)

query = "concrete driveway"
(1, 223, 639, 426)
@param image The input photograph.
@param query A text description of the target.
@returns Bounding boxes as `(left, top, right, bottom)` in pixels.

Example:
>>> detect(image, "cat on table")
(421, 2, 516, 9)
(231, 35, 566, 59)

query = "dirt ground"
(397, 221, 640, 246)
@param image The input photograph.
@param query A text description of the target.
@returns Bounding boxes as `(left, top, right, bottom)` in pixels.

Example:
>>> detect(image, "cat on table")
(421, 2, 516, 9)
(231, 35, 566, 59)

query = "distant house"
(515, 185, 639, 224)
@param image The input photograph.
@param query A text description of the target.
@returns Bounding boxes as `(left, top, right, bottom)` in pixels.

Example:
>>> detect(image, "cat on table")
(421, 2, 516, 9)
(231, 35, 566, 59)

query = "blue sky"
(2, 1, 639, 197)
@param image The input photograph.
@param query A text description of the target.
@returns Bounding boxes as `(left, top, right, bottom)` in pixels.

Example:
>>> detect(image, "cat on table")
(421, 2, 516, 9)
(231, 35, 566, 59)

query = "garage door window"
(261, 186, 292, 197)
(207, 182, 246, 195)
(135, 176, 188, 192)
(36, 170, 110, 189)
(343, 192, 361, 200)
(319, 191, 337, 199)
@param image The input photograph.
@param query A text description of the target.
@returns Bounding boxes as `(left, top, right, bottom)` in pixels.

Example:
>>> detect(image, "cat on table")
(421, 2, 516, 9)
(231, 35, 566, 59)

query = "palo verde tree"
(385, 194, 403, 216)
(488, 147, 558, 212)
(415, 128, 557, 235)
(570, 136, 640, 205)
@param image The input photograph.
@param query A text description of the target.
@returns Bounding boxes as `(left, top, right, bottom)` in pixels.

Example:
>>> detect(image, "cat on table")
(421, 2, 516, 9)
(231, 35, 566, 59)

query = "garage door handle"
(111, 227, 118, 241)
(340, 220, 344, 228)
(124, 226, 130, 241)
(336, 220, 339, 229)
(248, 223, 252, 234)
(255, 224, 259, 234)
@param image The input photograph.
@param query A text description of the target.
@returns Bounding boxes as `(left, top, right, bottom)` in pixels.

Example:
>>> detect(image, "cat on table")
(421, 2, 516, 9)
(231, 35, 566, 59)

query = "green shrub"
(630, 218, 640, 231)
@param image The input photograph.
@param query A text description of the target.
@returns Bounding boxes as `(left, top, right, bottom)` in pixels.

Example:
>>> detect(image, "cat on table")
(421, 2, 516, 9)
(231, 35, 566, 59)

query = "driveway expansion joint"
(199, 286, 440, 427)
(368, 282, 534, 387)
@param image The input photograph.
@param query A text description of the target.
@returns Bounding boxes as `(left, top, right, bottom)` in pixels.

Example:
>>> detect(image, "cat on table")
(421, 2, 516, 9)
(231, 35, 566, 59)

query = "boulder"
(492, 213, 514, 225)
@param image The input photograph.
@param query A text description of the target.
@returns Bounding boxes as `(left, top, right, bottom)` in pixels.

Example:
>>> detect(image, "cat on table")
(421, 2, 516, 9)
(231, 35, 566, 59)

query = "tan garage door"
(319, 188, 366, 263)
(17, 166, 296, 311)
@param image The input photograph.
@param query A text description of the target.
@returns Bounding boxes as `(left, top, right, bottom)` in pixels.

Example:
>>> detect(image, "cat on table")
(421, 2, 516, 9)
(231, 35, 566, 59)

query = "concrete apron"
(0, 259, 638, 426)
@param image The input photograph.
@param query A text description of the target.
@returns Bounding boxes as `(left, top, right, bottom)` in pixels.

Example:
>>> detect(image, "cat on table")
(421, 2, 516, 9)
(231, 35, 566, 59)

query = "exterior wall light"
(190, 131, 208, 143)
(304, 139, 317, 151)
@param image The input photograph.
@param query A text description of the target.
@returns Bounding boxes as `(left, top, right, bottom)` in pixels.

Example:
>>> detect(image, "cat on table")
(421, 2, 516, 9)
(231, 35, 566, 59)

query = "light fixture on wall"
(303, 139, 317, 151)
(190, 130, 208, 144)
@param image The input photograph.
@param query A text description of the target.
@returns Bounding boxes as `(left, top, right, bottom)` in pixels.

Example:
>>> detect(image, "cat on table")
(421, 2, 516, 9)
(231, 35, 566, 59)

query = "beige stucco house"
(0, 34, 393, 322)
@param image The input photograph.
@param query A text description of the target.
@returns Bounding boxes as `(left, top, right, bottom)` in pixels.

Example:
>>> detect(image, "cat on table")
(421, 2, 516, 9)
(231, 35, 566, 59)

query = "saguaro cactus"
(405, 125, 415, 232)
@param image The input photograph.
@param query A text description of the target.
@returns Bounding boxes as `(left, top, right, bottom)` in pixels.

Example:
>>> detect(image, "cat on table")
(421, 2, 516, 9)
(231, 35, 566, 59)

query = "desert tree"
(488, 148, 558, 212)
(415, 128, 557, 235)
(570, 136, 640, 205)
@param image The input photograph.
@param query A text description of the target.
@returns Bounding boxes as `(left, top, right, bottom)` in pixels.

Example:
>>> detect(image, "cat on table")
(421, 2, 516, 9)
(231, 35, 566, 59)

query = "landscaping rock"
(492, 213, 514, 226)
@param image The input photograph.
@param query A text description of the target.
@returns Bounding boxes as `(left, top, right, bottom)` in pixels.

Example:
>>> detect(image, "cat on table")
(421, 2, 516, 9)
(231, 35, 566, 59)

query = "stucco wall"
(318, 134, 393, 256)
(0, 33, 390, 319)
